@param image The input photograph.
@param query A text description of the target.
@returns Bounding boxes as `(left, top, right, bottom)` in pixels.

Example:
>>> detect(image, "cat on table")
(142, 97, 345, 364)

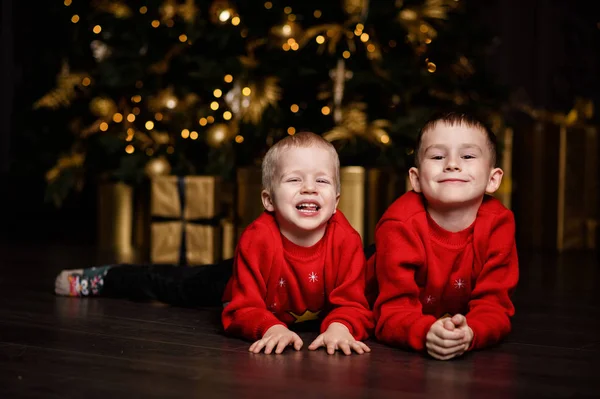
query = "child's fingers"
(292, 335, 304, 351)
(274, 337, 291, 354)
(350, 341, 369, 355)
(427, 348, 461, 361)
(308, 335, 324, 351)
(326, 341, 338, 355)
(436, 326, 465, 341)
(427, 333, 467, 351)
(426, 340, 466, 359)
(356, 341, 371, 353)
(451, 314, 467, 326)
(443, 318, 455, 331)
(262, 337, 279, 354)
(337, 341, 352, 356)
(249, 337, 268, 353)
(248, 341, 259, 352)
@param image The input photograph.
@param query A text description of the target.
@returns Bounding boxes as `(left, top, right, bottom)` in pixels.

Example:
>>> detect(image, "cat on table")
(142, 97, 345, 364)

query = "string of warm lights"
(46, 0, 466, 193)
(61, 1, 392, 151)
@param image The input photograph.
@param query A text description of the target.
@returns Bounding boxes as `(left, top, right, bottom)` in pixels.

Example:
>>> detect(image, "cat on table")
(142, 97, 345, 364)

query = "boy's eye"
(430, 155, 444, 160)
(317, 179, 330, 184)
(287, 178, 300, 182)
(462, 155, 476, 159)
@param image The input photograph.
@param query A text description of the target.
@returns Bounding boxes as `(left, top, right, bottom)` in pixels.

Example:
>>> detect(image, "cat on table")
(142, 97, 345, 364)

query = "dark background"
(1, 1, 599, 247)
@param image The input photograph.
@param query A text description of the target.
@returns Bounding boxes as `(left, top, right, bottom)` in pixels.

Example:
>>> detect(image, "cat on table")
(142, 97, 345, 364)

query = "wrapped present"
(338, 167, 366, 241)
(150, 176, 222, 265)
(97, 181, 136, 263)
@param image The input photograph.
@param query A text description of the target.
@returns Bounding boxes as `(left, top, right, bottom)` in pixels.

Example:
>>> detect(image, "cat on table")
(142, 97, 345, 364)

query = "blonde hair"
(261, 132, 341, 194)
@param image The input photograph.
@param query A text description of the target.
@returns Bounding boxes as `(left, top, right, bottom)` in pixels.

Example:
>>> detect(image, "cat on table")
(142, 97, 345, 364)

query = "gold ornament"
(224, 77, 281, 125)
(322, 102, 391, 146)
(206, 123, 237, 148)
(33, 62, 87, 109)
(209, 0, 235, 24)
(145, 156, 172, 178)
(89, 97, 118, 118)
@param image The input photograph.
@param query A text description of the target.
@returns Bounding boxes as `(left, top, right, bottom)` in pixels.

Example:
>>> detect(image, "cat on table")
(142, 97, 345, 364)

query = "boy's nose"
(301, 181, 317, 193)
(444, 159, 461, 171)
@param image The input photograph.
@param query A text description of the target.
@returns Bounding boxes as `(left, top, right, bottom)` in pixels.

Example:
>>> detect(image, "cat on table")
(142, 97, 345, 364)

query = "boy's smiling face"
(409, 122, 503, 209)
(261, 146, 340, 245)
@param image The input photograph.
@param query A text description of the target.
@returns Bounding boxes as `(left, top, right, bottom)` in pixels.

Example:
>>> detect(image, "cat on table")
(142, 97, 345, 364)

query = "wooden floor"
(1, 242, 599, 399)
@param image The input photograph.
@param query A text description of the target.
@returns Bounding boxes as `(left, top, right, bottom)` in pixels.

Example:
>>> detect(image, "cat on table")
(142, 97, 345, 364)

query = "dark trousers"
(102, 244, 376, 308)
(103, 260, 234, 307)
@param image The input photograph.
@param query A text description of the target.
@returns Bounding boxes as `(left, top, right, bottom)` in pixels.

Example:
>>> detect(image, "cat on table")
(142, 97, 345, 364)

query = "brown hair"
(414, 111, 498, 167)
(262, 132, 341, 193)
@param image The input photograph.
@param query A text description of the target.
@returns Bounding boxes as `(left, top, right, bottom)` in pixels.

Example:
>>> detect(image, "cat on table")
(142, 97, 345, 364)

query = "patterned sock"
(68, 266, 112, 297)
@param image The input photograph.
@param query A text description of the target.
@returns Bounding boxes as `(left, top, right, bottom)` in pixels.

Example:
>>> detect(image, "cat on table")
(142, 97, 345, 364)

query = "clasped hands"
(426, 313, 473, 360)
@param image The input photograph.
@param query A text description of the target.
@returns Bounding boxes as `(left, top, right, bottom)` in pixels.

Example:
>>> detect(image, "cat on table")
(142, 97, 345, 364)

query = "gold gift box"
(150, 176, 222, 265)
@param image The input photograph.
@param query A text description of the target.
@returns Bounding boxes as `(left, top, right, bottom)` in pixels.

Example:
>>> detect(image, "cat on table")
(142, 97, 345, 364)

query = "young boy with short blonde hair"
(221, 132, 373, 355)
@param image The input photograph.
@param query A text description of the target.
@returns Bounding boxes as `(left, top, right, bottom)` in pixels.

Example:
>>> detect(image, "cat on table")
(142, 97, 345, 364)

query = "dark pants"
(102, 244, 376, 308)
(103, 260, 234, 307)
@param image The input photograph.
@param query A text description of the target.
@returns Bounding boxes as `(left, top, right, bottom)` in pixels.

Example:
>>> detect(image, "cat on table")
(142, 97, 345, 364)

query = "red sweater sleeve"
(321, 228, 374, 341)
(467, 210, 519, 349)
(373, 219, 437, 351)
(221, 223, 285, 341)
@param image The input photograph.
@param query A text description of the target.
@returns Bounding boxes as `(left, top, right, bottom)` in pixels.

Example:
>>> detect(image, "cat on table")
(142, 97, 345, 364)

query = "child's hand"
(448, 313, 474, 352)
(308, 322, 371, 355)
(249, 325, 303, 354)
(425, 315, 471, 360)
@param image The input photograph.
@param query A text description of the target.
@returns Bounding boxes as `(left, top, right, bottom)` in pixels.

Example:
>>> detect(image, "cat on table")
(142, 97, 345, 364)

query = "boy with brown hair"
(372, 111, 519, 360)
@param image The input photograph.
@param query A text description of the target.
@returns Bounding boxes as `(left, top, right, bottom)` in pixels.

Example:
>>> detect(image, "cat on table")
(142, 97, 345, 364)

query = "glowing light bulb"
(219, 10, 231, 22)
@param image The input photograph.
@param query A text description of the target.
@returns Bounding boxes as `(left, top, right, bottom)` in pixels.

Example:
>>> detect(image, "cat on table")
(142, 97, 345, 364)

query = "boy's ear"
(408, 167, 422, 192)
(261, 189, 275, 212)
(485, 167, 504, 194)
(333, 192, 340, 214)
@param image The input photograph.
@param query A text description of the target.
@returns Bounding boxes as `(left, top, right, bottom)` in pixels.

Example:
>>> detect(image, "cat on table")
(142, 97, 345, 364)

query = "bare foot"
(54, 269, 83, 296)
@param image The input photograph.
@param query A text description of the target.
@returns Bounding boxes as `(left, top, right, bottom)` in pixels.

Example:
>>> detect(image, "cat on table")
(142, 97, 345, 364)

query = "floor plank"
(1, 242, 599, 398)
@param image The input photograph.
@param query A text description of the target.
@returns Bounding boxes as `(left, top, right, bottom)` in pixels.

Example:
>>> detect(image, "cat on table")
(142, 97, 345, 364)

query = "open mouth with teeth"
(296, 202, 321, 213)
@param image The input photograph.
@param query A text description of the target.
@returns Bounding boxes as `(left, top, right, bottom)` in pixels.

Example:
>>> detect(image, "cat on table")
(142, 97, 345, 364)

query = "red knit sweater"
(222, 211, 374, 341)
(372, 191, 519, 351)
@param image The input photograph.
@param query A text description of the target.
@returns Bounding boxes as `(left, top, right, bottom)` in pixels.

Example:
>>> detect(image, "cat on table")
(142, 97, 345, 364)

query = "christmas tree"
(36, 0, 509, 206)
